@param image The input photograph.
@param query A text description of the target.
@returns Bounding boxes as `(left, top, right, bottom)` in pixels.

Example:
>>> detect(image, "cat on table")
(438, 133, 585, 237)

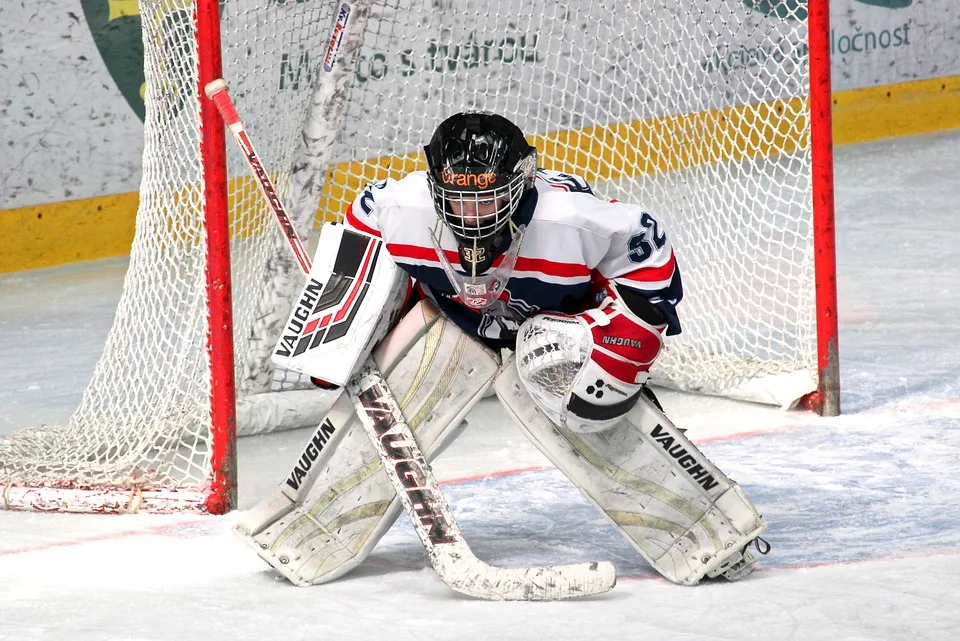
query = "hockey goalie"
(236, 111, 768, 597)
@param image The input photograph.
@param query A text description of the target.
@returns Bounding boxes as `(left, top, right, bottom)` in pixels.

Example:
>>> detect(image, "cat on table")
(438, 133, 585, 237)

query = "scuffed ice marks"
(367, 413, 960, 577)
(705, 414, 960, 567)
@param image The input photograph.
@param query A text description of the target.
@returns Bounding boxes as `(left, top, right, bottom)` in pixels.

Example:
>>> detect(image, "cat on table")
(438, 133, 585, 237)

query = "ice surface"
(1, 130, 959, 640)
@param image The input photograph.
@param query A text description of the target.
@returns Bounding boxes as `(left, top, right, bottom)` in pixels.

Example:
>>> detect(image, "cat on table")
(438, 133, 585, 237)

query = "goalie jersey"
(343, 169, 683, 350)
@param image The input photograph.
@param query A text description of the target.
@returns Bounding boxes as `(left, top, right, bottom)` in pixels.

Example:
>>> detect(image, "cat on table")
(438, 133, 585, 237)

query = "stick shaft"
(204, 79, 313, 275)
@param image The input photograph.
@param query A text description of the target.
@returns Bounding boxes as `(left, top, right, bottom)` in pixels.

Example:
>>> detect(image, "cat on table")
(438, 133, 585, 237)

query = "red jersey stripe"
(345, 204, 381, 238)
(616, 249, 677, 285)
(387, 243, 590, 279)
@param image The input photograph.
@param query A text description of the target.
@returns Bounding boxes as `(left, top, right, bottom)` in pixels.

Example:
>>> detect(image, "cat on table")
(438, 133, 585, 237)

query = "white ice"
(2, 130, 959, 640)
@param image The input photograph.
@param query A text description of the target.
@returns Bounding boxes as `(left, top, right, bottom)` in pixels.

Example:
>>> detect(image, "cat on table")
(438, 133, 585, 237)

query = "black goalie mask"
(424, 112, 537, 280)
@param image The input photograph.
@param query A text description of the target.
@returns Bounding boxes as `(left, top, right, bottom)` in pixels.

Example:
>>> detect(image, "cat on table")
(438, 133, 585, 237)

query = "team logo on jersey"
(477, 290, 538, 340)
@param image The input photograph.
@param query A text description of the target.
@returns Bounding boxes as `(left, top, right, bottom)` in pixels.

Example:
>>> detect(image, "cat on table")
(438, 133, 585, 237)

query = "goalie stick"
(205, 78, 617, 600)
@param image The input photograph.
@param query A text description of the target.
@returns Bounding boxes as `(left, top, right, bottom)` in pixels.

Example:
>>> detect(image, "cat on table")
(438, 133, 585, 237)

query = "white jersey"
(344, 169, 682, 348)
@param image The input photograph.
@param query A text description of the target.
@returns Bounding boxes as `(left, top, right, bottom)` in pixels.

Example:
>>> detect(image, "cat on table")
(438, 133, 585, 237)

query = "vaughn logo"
(650, 424, 720, 491)
(358, 383, 457, 545)
(285, 418, 337, 491)
(275, 277, 325, 358)
(601, 336, 643, 349)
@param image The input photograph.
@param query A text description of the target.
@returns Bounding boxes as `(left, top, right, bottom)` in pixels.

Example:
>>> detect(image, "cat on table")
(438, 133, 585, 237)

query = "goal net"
(0, 0, 833, 513)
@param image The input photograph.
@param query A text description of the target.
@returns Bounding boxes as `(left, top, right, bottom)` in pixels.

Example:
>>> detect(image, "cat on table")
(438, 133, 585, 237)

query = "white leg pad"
(495, 354, 766, 585)
(237, 301, 500, 585)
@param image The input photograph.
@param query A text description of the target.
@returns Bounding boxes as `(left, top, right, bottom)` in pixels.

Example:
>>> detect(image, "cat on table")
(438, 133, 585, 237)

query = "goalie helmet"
(424, 112, 537, 276)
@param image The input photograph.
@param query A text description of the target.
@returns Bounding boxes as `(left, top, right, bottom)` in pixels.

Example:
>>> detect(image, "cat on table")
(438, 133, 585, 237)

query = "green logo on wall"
(854, 0, 913, 7)
(81, 1, 147, 121)
(743, 0, 912, 21)
(82, 1, 203, 121)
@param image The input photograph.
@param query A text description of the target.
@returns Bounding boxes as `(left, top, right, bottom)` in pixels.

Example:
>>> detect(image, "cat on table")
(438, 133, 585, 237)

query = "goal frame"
(0, 0, 840, 516)
(197, 0, 238, 515)
(190, 0, 841, 511)
(805, 0, 841, 418)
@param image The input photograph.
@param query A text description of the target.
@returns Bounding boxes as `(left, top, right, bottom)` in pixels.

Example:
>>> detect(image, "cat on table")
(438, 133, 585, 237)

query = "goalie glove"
(514, 281, 666, 432)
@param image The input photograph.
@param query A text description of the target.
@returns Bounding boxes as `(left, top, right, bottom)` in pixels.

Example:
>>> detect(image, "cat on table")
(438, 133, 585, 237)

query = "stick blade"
(436, 554, 617, 601)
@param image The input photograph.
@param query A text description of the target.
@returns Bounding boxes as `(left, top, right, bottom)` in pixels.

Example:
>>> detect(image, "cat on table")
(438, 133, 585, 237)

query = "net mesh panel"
(1, 1, 813, 501)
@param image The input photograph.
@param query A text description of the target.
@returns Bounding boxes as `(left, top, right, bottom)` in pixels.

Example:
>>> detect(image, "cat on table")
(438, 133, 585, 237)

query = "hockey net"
(0, 0, 832, 513)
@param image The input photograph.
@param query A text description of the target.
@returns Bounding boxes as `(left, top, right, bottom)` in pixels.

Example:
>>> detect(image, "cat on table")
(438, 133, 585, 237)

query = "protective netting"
(318, 0, 817, 405)
(1, 0, 816, 512)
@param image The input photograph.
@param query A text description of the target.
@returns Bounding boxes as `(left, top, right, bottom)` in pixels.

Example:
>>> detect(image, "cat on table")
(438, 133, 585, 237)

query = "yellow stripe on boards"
(313, 96, 809, 228)
(0, 193, 138, 273)
(533, 96, 808, 183)
(831, 75, 960, 145)
(4, 75, 958, 272)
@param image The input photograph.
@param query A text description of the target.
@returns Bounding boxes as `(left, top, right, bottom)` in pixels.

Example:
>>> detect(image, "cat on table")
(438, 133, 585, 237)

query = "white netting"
(1, 0, 817, 512)
(318, 0, 816, 405)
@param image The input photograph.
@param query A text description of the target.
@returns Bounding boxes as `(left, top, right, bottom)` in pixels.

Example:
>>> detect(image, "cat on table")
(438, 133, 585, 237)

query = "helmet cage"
(424, 112, 537, 274)
(431, 167, 529, 244)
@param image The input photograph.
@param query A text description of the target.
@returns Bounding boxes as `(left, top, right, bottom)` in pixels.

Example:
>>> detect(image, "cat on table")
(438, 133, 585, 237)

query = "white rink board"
(1, 0, 958, 209)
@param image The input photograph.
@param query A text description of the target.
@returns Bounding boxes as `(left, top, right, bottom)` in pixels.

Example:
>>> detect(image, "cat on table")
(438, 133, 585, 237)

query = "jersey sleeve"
(590, 203, 684, 336)
(342, 178, 395, 238)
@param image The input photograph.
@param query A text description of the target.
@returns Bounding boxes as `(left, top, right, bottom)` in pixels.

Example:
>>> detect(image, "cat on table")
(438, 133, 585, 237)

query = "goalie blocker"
(270, 221, 411, 387)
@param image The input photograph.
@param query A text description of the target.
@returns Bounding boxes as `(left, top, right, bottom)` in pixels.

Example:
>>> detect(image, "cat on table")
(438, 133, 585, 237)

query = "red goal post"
(0, 0, 838, 515)
(807, 0, 841, 417)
